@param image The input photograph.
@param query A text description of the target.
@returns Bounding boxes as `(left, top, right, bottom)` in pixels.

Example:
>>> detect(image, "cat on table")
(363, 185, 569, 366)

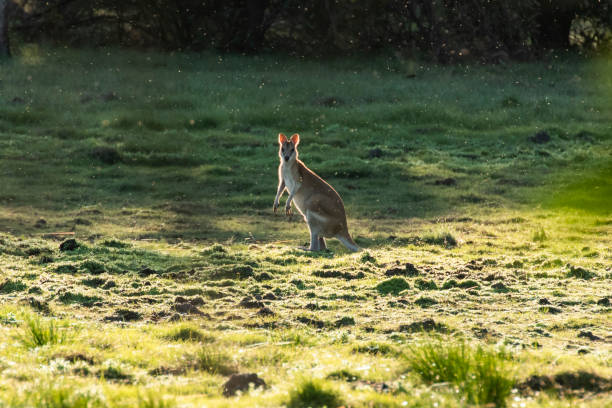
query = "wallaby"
(273, 133, 359, 252)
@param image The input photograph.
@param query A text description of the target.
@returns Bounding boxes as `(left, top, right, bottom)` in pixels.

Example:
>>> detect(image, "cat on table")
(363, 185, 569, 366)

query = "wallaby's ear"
(278, 133, 287, 144)
(290, 133, 300, 145)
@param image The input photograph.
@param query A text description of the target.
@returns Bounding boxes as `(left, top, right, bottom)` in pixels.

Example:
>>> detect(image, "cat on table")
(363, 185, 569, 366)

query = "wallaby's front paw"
(273, 203, 279, 214)
(285, 206, 292, 216)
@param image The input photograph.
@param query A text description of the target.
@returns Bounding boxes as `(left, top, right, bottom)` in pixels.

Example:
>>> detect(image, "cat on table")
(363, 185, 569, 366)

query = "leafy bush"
(405, 342, 514, 407)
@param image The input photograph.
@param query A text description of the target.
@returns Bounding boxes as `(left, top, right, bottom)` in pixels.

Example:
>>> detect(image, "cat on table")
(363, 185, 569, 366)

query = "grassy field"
(0, 46, 611, 407)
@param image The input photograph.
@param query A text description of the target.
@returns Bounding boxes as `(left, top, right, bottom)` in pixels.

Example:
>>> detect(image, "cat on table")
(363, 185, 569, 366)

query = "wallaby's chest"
(281, 164, 302, 193)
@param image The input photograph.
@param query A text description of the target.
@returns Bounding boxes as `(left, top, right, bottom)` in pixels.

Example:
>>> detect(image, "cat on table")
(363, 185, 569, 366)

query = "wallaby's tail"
(336, 230, 360, 252)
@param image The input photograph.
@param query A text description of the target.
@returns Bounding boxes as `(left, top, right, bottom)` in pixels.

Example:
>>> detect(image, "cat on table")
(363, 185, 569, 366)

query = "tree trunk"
(0, 0, 10, 57)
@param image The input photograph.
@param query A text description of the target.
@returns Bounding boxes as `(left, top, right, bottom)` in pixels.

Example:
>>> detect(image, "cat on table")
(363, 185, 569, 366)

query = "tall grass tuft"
(287, 378, 343, 408)
(163, 324, 209, 342)
(30, 383, 104, 408)
(16, 314, 70, 348)
(405, 342, 514, 407)
(422, 229, 458, 248)
(193, 347, 237, 375)
(138, 391, 176, 408)
(532, 228, 547, 242)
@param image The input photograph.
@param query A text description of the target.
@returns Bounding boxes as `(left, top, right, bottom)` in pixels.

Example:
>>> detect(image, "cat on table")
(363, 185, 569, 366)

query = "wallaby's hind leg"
(308, 227, 320, 251)
(319, 237, 327, 250)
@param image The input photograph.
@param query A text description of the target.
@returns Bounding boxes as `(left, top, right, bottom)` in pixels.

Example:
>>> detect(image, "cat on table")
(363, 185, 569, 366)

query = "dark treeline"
(2, 0, 612, 60)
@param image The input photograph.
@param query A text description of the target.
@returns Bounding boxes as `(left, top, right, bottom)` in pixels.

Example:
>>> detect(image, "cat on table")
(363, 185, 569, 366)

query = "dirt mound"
(399, 318, 447, 333)
(518, 371, 612, 396)
(222, 373, 266, 396)
(385, 263, 420, 277)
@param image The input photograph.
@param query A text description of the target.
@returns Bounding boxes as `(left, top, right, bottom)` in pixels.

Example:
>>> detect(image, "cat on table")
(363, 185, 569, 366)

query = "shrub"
(287, 378, 343, 408)
(405, 342, 514, 407)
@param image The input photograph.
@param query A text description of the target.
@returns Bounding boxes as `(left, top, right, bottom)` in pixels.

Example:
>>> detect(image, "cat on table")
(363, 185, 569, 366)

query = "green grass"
(0, 47, 610, 408)
(406, 342, 515, 407)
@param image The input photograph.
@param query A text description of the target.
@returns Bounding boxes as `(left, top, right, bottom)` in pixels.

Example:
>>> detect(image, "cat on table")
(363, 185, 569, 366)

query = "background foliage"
(6, 0, 612, 59)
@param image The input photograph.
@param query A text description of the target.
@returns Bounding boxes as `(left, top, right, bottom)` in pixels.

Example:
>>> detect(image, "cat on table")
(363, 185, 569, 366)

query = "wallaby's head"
(278, 133, 299, 163)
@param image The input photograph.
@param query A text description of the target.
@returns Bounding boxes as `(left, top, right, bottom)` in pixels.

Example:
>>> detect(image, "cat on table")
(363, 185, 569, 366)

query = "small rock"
(222, 373, 266, 397)
(538, 298, 551, 305)
(368, 148, 383, 158)
(528, 131, 551, 144)
(59, 239, 79, 252)
(578, 330, 601, 341)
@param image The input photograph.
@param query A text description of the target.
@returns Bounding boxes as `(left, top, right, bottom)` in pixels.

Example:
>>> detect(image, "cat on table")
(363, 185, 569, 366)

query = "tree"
(0, 0, 10, 57)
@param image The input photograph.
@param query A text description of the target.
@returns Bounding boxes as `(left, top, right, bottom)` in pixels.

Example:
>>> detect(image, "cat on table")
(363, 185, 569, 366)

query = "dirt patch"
(296, 316, 326, 328)
(315, 96, 344, 107)
(384, 263, 420, 277)
(578, 331, 602, 341)
(368, 148, 383, 158)
(20, 296, 51, 314)
(238, 296, 264, 309)
(399, 318, 447, 333)
(256, 307, 275, 317)
(518, 371, 612, 396)
(313, 270, 365, 280)
(104, 309, 143, 322)
(528, 131, 551, 144)
(54, 352, 96, 365)
(211, 265, 254, 280)
(434, 178, 457, 186)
